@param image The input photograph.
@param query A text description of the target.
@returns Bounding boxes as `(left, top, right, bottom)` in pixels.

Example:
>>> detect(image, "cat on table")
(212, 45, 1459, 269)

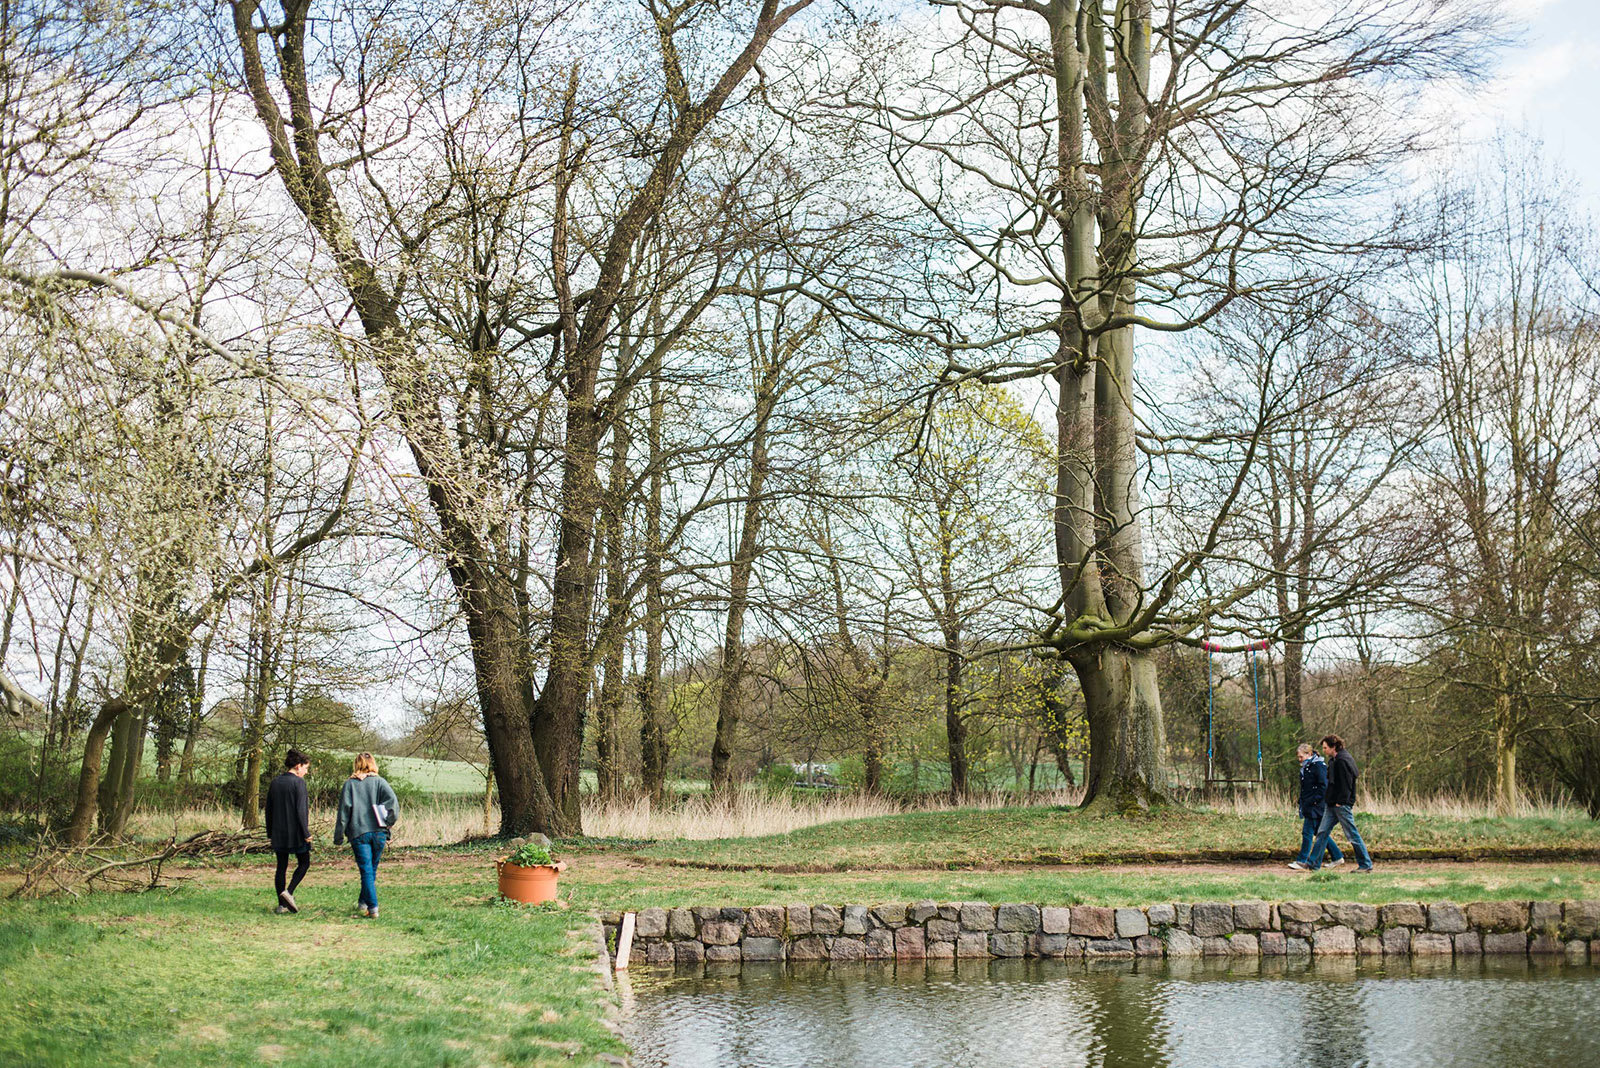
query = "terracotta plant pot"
(497, 858, 567, 904)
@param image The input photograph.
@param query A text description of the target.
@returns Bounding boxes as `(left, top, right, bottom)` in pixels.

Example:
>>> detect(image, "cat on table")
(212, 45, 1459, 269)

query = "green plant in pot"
(497, 841, 567, 904)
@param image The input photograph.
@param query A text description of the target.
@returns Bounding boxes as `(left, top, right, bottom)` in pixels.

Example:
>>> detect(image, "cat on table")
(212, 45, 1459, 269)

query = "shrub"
(506, 841, 554, 867)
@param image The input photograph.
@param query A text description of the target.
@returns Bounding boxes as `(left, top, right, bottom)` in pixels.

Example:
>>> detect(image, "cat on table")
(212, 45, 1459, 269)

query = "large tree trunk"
(709, 357, 777, 796)
(1074, 645, 1167, 813)
(944, 639, 968, 801)
(637, 378, 670, 804)
(594, 404, 632, 803)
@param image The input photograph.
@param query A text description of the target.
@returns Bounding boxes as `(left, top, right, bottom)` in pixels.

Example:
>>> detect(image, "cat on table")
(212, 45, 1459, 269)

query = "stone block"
(1411, 933, 1452, 955)
(1031, 933, 1073, 958)
(705, 945, 741, 963)
(956, 932, 991, 958)
(927, 918, 959, 942)
(1115, 908, 1150, 939)
(842, 905, 870, 935)
(674, 940, 705, 964)
(601, 911, 623, 926)
(741, 937, 785, 962)
(1380, 903, 1426, 929)
(1381, 928, 1410, 956)
(1146, 904, 1176, 927)
(1529, 933, 1562, 956)
(1229, 932, 1261, 956)
(1529, 901, 1561, 932)
(668, 908, 697, 939)
(990, 932, 1027, 957)
(1234, 901, 1272, 930)
(787, 905, 813, 936)
(789, 935, 829, 961)
(1427, 903, 1469, 933)
(1192, 902, 1236, 937)
(960, 903, 997, 931)
(745, 906, 786, 939)
(1135, 936, 1165, 958)
(864, 929, 895, 960)
(1086, 938, 1136, 959)
(812, 905, 843, 935)
(937, 904, 960, 922)
(1175, 903, 1193, 928)
(1592, 939, 1600, 960)
(1482, 932, 1528, 955)
(1326, 902, 1379, 933)
(997, 904, 1041, 932)
(830, 936, 866, 962)
(926, 939, 955, 960)
(1165, 930, 1203, 957)
(700, 920, 741, 947)
(720, 907, 747, 923)
(635, 908, 668, 939)
(1466, 901, 1529, 933)
(1285, 937, 1312, 958)
(871, 903, 908, 929)
(1454, 931, 1481, 956)
(1283, 920, 1316, 939)
(1279, 900, 1324, 923)
(1260, 931, 1287, 956)
(1564, 940, 1589, 964)
(645, 942, 674, 965)
(1072, 906, 1116, 938)
(1357, 935, 1382, 956)
(692, 906, 721, 925)
(1313, 925, 1357, 956)
(895, 926, 926, 959)
(1042, 907, 1072, 934)
(1201, 937, 1232, 957)
(1562, 900, 1600, 939)
(909, 900, 939, 924)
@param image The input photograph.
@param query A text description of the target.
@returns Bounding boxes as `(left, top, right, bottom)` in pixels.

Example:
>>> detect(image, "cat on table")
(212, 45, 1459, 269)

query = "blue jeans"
(351, 830, 388, 908)
(1307, 804, 1372, 870)
(1296, 815, 1344, 865)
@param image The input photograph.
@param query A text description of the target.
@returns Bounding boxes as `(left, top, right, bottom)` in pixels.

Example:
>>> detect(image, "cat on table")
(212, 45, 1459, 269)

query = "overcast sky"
(1472, 0, 1600, 209)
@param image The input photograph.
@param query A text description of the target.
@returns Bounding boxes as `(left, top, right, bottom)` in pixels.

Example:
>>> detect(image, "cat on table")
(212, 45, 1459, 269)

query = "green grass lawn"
(0, 865, 625, 1068)
(5, 801, 1599, 1068)
(610, 806, 1600, 870)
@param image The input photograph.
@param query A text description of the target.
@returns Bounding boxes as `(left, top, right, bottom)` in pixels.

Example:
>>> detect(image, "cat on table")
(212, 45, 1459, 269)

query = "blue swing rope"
(1249, 646, 1263, 782)
(1205, 638, 1267, 784)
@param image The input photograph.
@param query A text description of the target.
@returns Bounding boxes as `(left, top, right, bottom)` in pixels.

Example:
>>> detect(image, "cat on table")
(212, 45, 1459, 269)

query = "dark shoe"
(280, 890, 298, 913)
(1356, 866, 1375, 873)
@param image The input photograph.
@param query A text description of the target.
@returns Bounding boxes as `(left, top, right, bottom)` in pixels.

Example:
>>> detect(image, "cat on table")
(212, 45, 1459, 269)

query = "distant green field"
(377, 754, 488, 794)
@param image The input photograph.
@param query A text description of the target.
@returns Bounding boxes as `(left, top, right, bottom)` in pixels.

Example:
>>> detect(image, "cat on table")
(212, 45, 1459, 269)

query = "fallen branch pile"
(10, 829, 271, 899)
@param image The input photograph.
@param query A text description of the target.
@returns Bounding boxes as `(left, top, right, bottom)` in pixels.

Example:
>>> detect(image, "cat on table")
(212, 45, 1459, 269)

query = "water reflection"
(621, 957, 1600, 1068)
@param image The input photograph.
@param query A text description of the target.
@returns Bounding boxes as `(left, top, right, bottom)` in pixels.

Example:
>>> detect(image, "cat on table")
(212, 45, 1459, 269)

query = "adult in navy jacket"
(1289, 743, 1343, 868)
(1295, 735, 1374, 872)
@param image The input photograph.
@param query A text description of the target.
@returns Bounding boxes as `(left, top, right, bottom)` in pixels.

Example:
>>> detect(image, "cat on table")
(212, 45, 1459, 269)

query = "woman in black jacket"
(1298, 735, 1374, 872)
(265, 750, 314, 912)
(1289, 743, 1344, 869)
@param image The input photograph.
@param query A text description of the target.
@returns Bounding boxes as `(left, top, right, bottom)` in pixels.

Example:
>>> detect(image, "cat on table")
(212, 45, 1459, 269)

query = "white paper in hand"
(372, 802, 389, 827)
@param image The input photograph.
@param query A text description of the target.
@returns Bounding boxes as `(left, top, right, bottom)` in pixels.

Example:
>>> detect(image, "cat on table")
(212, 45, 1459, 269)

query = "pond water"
(620, 957, 1599, 1068)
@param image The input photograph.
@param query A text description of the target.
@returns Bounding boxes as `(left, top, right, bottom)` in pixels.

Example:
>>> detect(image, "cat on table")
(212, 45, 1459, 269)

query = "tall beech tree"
(226, 0, 817, 834)
(832, 0, 1493, 810)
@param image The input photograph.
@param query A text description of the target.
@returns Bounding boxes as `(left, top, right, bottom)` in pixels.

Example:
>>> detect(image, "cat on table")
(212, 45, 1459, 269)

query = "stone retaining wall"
(602, 899, 1600, 967)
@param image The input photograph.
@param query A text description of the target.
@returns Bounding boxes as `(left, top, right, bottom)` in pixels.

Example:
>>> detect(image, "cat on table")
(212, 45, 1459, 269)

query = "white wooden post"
(615, 911, 636, 971)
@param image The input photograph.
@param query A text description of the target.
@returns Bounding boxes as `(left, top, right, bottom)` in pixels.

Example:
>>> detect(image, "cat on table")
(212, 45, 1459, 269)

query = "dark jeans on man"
(1296, 815, 1344, 866)
(1307, 804, 1372, 870)
(351, 830, 388, 909)
(275, 849, 310, 896)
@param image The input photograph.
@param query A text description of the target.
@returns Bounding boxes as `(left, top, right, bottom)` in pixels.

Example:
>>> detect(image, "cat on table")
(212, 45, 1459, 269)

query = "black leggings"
(275, 850, 311, 895)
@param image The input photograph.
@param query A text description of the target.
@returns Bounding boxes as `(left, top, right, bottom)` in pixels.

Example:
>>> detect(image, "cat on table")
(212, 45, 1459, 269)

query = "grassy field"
(0, 861, 625, 1068)
(6, 796, 1600, 1068)
(610, 805, 1600, 870)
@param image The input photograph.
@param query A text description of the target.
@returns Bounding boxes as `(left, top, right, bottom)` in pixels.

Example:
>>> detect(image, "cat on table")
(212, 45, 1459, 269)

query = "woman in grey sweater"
(333, 752, 399, 918)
